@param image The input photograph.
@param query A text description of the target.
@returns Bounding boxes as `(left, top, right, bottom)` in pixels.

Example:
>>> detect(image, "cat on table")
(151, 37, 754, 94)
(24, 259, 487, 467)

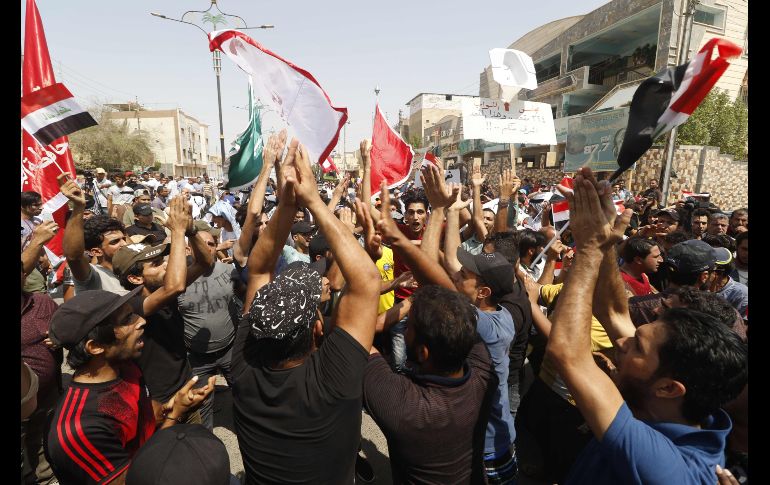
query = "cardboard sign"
(462, 98, 556, 145)
(413, 169, 461, 188)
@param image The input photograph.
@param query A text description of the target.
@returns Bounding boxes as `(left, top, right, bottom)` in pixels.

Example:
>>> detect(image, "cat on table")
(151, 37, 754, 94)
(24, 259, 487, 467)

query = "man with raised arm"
(548, 167, 747, 484)
(232, 139, 380, 484)
(363, 181, 497, 484)
(59, 173, 130, 295)
(112, 195, 213, 421)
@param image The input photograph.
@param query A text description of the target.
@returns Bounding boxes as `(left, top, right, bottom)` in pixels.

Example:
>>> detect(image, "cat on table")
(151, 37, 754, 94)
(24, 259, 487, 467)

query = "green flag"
(223, 77, 264, 190)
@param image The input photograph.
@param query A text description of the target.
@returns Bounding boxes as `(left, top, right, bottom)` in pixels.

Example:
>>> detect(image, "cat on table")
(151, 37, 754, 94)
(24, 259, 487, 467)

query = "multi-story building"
(478, 0, 747, 166)
(104, 105, 220, 178)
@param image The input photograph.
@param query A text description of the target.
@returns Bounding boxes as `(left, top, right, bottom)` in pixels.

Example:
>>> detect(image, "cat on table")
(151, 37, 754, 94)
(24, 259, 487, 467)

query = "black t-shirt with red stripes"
(44, 362, 155, 485)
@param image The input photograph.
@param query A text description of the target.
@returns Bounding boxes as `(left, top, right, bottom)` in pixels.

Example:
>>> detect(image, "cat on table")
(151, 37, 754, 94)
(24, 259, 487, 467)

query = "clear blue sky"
(22, 0, 608, 159)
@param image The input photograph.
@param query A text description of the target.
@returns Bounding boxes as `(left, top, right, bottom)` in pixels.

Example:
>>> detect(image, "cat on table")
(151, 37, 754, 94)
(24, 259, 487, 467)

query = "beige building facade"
(104, 107, 222, 178)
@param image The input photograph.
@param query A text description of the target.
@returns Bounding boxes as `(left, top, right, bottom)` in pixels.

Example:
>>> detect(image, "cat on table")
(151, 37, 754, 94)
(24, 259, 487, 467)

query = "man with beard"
(548, 167, 747, 484)
(112, 196, 214, 421)
(690, 208, 710, 240)
(731, 231, 748, 286)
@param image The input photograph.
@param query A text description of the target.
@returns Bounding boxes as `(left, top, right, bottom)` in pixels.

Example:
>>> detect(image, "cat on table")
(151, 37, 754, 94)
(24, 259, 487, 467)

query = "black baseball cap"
(133, 203, 153, 216)
(665, 239, 732, 274)
(291, 220, 315, 235)
(49, 287, 143, 349)
(125, 424, 229, 485)
(456, 249, 514, 298)
(655, 208, 680, 222)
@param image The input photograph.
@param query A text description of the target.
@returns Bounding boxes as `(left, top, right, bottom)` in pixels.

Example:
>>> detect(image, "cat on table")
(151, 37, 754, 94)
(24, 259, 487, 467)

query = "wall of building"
(466, 144, 746, 211)
(105, 110, 180, 171)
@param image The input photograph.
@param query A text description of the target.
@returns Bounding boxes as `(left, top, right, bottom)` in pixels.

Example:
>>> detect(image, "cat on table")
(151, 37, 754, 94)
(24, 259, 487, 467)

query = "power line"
(52, 57, 138, 98)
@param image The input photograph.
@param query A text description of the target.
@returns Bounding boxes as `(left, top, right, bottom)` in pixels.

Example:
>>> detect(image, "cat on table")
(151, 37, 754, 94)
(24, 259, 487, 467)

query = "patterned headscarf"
(247, 262, 322, 341)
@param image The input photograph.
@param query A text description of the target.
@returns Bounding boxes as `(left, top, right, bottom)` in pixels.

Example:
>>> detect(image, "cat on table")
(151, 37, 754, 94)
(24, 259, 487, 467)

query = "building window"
(445, 95, 453, 101)
(693, 4, 726, 31)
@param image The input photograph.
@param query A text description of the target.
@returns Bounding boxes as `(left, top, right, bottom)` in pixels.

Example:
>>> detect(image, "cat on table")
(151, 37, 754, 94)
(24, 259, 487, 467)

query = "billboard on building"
(564, 107, 629, 173)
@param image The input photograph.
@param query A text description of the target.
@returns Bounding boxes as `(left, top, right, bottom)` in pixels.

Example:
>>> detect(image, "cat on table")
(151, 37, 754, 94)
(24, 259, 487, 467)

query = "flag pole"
(531, 220, 569, 268)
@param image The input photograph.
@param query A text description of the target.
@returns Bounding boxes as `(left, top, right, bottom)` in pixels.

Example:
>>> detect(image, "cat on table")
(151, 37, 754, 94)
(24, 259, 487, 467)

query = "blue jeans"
(390, 316, 408, 372)
(189, 344, 234, 430)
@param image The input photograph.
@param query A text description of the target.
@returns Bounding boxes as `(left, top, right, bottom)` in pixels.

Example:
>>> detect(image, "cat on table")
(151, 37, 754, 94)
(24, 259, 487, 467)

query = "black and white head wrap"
(248, 262, 322, 341)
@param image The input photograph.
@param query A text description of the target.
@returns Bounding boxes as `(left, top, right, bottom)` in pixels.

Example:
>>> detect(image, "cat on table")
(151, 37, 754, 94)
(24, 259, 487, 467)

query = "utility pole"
(660, 0, 699, 204)
(135, 95, 141, 132)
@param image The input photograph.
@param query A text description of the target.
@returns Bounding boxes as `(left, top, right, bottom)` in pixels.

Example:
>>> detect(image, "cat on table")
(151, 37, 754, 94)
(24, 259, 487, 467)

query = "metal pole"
(661, 0, 698, 205)
(213, 50, 227, 169)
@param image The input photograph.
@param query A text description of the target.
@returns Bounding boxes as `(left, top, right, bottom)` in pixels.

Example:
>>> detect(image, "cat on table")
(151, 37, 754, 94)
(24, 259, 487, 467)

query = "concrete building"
(104, 105, 222, 178)
(476, 0, 747, 169)
(481, 0, 747, 114)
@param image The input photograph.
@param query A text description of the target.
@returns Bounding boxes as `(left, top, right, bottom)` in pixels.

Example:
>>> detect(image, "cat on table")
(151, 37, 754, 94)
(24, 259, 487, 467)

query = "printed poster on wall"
(461, 98, 557, 145)
(564, 107, 629, 173)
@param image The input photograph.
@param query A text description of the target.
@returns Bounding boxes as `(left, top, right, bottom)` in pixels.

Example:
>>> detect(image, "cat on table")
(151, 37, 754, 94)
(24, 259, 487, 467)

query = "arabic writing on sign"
(21, 142, 69, 188)
(462, 98, 556, 145)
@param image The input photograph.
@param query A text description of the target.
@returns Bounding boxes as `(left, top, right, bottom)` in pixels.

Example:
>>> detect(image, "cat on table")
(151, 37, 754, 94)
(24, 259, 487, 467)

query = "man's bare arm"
(378, 183, 455, 291)
(22, 221, 58, 276)
(442, 188, 471, 276)
(293, 145, 381, 350)
(58, 173, 92, 282)
(420, 164, 454, 264)
(546, 168, 630, 441)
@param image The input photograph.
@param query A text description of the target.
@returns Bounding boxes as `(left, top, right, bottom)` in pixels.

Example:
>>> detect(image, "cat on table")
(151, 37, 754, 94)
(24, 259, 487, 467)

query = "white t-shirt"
(93, 178, 113, 207)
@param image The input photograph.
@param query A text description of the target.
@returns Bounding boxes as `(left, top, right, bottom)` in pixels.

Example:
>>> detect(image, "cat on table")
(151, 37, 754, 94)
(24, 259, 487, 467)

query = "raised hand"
(334, 173, 352, 197)
(337, 207, 356, 234)
(360, 139, 372, 168)
(285, 142, 319, 206)
(354, 198, 382, 261)
(557, 167, 631, 251)
(420, 163, 454, 209)
(394, 271, 418, 289)
(57, 172, 86, 207)
(375, 181, 403, 244)
(166, 195, 191, 233)
(448, 183, 471, 212)
(31, 221, 59, 245)
(471, 159, 486, 187)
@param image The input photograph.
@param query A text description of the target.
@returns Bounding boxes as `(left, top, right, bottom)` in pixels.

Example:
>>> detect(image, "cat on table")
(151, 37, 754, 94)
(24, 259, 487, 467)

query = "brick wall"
(471, 145, 747, 211)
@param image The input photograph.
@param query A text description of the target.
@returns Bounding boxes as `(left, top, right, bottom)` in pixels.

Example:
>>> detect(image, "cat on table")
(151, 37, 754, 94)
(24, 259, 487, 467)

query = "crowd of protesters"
(21, 131, 747, 484)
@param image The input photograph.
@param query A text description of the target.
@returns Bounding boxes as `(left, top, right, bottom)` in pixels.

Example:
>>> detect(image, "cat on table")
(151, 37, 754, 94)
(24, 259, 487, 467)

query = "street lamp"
(150, 2, 273, 176)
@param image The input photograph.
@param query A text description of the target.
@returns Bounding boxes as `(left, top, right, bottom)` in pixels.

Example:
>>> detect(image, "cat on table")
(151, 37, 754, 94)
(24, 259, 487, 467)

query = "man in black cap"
(233, 139, 381, 484)
(275, 220, 314, 274)
(44, 289, 215, 485)
(112, 196, 214, 421)
(628, 238, 732, 326)
(126, 424, 230, 485)
(126, 203, 167, 243)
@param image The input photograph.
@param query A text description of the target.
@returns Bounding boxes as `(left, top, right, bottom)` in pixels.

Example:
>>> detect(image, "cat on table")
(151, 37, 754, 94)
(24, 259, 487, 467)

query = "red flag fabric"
(424, 151, 439, 166)
(321, 156, 338, 174)
(370, 103, 413, 197)
(22, 0, 76, 259)
(614, 200, 625, 215)
(552, 200, 570, 226)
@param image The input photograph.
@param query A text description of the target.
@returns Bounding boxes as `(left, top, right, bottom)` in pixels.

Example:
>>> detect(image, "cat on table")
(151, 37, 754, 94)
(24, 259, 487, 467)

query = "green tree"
(68, 107, 156, 172)
(406, 134, 422, 150)
(676, 90, 748, 159)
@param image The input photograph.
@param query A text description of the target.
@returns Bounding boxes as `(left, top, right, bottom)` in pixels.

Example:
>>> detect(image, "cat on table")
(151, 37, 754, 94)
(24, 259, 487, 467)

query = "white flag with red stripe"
(614, 200, 625, 215)
(209, 30, 347, 164)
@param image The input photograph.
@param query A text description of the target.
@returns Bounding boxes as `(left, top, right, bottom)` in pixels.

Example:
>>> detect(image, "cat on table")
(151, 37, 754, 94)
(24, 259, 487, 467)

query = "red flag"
(424, 151, 439, 166)
(321, 156, 337, 174)
(614, 200, 625, 215)
(22, 0, 76, 259)
(370, 104, 413, 196)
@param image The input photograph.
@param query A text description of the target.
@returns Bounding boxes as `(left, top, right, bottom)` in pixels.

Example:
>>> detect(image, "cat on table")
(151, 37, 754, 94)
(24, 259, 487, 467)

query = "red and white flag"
(552, 200, 570, 226)
(424, 151, 439, 166)
(614, 38, 741, 180)
(370, 103, 413, 196)
(614, 200, 625, 215)
(21, 83, 97, 147)
(209, 30, 347, 164)
(22, 0, 78, 260)
(321, 156, 337, 174)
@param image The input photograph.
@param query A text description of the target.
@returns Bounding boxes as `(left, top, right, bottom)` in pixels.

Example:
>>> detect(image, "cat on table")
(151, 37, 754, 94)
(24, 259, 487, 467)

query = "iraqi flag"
(613, 38, 742, 181)
(552, 200, 569, 229)
(321, 156, 337, 174)
(209, 30, 347, 165)
(21, 83, 97, 146)
(370, 103, 413, 196)
(21, 0, 78, 262)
